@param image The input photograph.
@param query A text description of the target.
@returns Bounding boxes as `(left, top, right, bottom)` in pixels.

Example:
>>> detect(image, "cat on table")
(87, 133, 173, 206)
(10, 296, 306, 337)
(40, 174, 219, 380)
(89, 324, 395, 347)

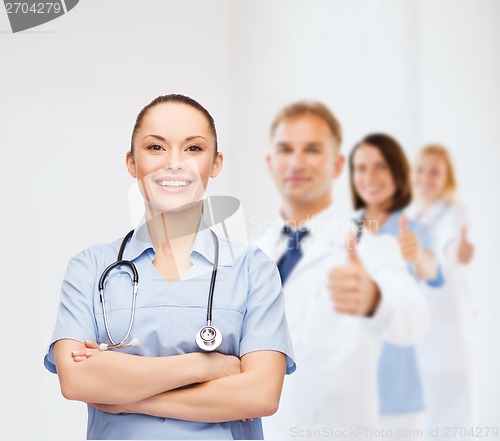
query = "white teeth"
(157, 180, 190, 187)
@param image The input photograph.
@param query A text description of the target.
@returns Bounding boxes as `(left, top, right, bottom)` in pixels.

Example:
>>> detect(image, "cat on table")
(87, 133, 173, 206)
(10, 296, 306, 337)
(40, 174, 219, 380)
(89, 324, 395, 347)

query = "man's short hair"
(270, 100, 343, 146)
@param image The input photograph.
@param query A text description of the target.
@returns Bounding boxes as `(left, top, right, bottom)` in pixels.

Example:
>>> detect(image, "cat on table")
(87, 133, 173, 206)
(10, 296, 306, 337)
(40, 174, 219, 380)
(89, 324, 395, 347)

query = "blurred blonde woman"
(407, 144, 476, 432)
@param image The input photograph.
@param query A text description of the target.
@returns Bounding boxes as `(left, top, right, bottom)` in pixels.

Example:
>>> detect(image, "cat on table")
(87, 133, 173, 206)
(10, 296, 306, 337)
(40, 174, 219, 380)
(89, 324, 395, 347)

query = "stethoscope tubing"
(206, 230, 219, 325)
(98, 230, 138, 349)
(98, 228, 221, 351)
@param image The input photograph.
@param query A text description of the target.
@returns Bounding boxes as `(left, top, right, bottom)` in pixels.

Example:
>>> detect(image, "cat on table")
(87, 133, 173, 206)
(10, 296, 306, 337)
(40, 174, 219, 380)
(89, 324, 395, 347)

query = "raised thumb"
(346, 229, 361, 264)
(461, 225, 468, 242)
(399, 213, 409, 235)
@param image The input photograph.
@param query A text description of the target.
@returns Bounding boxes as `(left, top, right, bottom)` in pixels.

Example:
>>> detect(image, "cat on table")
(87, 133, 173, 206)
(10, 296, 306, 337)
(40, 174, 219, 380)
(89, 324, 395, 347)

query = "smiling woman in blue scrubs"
(44, 94, 295, 440)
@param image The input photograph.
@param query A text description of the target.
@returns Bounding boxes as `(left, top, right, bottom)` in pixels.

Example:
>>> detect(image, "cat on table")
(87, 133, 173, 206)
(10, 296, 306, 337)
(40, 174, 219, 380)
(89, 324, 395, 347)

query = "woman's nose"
(366, 168, 379, 182)
(163, 151, 186, 171)
(166, 160, 186, 172)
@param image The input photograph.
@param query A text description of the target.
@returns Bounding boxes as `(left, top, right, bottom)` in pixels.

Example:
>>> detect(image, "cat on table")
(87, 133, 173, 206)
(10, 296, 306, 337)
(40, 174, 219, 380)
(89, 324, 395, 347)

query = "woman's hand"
(199, 352, 241, 381)
(82, 346, 243, 420)
(72, 341, 242, 382)
(397, 214, 440, 281)
(71, 340, 102, 362)
(91, 351, 285, 423)
(457, 225, 474, 264)
(88, 353, 242, 417)
(397, 215, 421, 263)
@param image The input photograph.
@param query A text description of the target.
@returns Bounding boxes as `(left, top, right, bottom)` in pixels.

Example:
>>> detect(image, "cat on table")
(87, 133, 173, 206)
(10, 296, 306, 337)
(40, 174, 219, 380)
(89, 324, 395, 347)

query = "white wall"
(0, 1, 234, 439)
(227, 0, 422, 235)
(418, 0, 500, 426)
(0, 1, 498, 439)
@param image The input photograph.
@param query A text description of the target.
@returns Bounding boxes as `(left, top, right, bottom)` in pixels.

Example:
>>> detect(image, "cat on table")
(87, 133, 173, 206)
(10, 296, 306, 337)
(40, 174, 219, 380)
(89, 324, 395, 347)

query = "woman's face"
(127, 102, 222, 213)
(412, 153, 448, 203)
(352, 144, 396, 210)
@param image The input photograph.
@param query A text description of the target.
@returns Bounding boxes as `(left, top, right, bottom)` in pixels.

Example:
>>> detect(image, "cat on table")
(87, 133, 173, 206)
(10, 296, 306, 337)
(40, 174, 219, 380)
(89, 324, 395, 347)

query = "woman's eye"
(147, 144, 164, 151)
(186, 145, 202, 152)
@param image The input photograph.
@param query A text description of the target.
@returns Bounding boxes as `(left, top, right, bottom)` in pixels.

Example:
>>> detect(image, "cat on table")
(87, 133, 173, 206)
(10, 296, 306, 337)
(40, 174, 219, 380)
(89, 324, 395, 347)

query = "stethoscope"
(97, 228, 223, 352)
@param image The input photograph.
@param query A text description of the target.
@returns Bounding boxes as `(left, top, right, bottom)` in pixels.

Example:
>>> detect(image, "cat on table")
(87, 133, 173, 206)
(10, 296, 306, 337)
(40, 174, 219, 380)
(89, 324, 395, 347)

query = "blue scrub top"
(44, 218, 296, 440)
(369, 210, 444, 415)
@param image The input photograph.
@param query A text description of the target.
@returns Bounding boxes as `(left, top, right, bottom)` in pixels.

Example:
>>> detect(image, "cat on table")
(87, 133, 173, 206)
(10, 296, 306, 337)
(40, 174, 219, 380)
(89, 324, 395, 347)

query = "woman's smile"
(153, 176, 194, 193)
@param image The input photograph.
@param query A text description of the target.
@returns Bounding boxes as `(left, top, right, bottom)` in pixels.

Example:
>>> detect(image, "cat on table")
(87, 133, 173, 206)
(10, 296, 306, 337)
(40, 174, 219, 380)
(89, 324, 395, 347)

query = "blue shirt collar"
(122, 215, 232, 266)
(356, 209, 404, 234)
(379, 210, 402, 234)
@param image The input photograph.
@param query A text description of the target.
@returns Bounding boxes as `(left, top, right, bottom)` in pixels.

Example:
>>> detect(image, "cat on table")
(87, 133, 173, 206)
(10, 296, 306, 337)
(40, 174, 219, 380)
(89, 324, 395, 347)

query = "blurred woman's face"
(412, 153, 448, 203)
(126, 102, 222, 214)
(352, 144, 396, 211)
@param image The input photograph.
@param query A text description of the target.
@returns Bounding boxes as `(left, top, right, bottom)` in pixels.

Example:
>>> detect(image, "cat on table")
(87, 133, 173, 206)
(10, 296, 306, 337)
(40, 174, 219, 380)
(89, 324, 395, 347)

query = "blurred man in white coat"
(255, 101, 430, 440)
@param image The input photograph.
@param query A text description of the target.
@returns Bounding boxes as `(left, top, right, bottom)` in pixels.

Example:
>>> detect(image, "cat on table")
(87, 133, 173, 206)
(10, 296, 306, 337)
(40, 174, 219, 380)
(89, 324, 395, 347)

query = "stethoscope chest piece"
(196, 325, 223, 351)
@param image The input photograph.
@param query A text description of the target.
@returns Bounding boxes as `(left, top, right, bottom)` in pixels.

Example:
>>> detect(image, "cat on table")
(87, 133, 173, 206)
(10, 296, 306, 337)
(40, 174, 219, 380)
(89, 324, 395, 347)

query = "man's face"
(267, 113, 343, 205)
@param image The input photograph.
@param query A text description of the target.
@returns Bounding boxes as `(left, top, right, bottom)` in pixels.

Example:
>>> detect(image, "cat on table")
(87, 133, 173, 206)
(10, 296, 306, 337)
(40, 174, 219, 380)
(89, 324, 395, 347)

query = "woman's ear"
(210, 152, 223, 178)
(126, 151, 137, 178)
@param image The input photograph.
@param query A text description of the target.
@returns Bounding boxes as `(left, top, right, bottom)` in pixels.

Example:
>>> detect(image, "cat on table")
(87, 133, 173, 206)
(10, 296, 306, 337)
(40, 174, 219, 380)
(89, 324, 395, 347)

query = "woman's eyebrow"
(185, 135, 207, 141)
(142, 134, 166, 141)
(141, 134, 207, 142)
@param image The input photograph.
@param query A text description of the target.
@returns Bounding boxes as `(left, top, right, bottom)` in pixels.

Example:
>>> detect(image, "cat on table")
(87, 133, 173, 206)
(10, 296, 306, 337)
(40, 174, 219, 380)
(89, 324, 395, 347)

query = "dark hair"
(130, 94, 218, 154)
(270, 100, 343, 146)
(349, 133, 412, 212)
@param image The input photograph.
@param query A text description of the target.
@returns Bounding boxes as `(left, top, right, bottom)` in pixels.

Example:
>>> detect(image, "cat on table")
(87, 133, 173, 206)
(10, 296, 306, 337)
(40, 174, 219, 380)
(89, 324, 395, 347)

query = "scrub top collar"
(378, 210, 402, 234)
(355, 209, 403, 234)
(191, 218, 235, 267)
(120, 214, 234, 267)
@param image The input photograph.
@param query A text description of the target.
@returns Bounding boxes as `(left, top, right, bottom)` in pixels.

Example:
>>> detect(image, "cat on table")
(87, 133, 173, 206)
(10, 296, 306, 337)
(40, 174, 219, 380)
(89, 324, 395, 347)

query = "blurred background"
(0, 0, 499, 439)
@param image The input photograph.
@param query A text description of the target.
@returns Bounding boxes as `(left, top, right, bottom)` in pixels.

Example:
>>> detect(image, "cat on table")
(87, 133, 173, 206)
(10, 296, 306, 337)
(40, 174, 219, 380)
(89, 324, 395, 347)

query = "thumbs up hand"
(397, 214, 421, 263)
(457, 225, 474, 264)
(328, 230, 380, 316)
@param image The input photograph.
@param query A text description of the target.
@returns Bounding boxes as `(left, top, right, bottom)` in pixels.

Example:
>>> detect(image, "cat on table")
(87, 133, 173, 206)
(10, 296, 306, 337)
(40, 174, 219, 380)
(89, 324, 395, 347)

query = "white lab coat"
(255, 205, 430, 440)
(407, 200, 477, 429)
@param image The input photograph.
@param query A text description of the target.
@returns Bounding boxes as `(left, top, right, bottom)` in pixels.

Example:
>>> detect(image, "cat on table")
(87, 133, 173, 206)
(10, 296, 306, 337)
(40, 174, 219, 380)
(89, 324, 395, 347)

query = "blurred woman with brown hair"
(349, 133, 443, 439)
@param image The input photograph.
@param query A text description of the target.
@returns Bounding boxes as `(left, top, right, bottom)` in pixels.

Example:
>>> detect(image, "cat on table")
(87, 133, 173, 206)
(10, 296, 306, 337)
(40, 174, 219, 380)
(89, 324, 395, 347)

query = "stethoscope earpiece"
(98, 337, 140, 351)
